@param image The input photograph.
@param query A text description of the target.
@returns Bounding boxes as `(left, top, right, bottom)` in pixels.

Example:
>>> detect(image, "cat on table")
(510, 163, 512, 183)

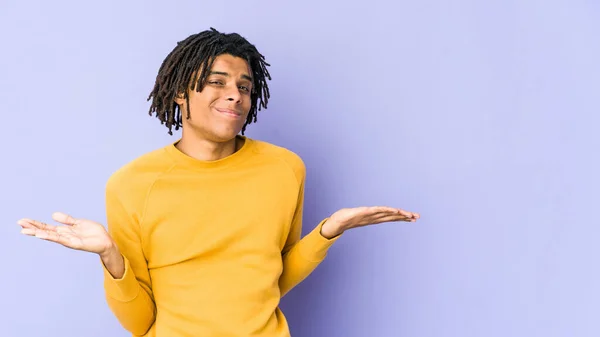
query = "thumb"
(52, 212, 78, 226)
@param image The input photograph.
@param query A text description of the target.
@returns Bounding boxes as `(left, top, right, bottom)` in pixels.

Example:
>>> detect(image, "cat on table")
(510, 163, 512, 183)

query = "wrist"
(99, 241, 120, 261)
(99, 242, 125, 279)
(320, 219, 346, 239)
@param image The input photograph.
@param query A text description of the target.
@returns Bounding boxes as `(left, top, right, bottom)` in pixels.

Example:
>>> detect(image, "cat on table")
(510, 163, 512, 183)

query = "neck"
(175, 133, 243, 162)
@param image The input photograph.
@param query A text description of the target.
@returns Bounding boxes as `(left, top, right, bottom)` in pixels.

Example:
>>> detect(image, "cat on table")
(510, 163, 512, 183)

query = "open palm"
(18, 212, 113, 254)
(330, 206, 419, 230)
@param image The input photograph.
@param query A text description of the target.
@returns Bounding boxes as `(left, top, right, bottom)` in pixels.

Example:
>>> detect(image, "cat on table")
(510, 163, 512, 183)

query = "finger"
(387, 208, 419, 219)
(22, 226, 73, 237)
(394, 208, 414, 218)
(371, 206, 414, 218)
(34, 229, 72, 246)
(52, 212, 78, 226)
(371, 206, 398, 213)
(20, 228, 37, 236)
(56, 226, 73, 234)
(372, 209, 413, 220)
(17, 218, 57, 232)
(376, 214, 418, 223)
(17, 219, 35, 229)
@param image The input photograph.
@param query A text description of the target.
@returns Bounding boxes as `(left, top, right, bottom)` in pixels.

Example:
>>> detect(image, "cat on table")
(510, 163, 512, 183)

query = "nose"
(225, 85, 242, 103)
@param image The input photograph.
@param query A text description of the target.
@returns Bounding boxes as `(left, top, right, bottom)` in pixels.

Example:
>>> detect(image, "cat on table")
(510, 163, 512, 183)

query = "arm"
(276, 155, 420, 297)
(278, 174, 342, 297)
(102, 181, 156, 336)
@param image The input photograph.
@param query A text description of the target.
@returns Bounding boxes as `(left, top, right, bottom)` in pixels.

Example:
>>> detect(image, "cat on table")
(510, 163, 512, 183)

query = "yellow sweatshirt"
(101, 136, 340, 337)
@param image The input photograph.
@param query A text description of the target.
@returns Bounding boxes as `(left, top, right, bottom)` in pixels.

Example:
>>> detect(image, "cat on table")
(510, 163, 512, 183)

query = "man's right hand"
(18, 212, 125, 278)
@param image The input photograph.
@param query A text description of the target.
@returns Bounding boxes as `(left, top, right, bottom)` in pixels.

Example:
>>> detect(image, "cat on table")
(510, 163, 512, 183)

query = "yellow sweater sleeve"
(278, 172, 342, 297)
(102, 179, 156, 336)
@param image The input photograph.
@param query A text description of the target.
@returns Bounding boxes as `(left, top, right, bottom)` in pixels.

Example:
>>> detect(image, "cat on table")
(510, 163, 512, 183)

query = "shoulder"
(250, 138, 306, 181)
(105, 145, 175, 198)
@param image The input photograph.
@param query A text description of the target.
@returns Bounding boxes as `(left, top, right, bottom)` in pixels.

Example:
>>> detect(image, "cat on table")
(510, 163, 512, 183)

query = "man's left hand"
(320, 206, 420, 239)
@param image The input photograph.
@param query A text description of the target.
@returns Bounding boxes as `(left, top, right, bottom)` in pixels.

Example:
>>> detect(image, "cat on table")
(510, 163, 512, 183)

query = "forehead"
(209, 54, 252, 75)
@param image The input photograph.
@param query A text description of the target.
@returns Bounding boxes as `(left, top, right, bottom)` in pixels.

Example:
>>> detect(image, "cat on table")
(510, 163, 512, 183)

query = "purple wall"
(2, 0, 599, 336)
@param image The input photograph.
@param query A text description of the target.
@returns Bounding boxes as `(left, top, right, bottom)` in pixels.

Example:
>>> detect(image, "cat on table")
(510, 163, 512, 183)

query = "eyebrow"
(209, 71, 253, 82)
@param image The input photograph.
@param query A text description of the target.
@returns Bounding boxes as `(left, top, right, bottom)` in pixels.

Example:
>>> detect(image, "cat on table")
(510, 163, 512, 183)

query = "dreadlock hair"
(147, 28, 271, 135)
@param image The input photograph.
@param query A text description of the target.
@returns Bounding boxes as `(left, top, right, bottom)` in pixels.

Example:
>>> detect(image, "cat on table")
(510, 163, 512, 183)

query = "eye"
(239, 85, 250, 92)
(208, 80, 223, 85)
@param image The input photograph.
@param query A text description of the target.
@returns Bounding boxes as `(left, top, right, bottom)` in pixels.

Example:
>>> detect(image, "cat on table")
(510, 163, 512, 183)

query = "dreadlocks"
(147, 28, 271, 135)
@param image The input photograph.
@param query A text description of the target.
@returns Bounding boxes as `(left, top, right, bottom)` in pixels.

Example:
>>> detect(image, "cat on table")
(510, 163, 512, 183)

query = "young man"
(18, 28, 419, 337)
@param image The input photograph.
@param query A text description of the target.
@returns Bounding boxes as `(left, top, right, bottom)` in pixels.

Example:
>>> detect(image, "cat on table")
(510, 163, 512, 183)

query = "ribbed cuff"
(102, 255, 140, 302)
(299, 218, 342, 261)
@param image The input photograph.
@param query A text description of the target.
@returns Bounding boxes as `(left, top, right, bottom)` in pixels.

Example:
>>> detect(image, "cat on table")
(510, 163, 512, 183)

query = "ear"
(174, 92, 185, 106)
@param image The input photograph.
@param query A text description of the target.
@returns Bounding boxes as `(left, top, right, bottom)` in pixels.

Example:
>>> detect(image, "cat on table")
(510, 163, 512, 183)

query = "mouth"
(215, 107, 242, 118)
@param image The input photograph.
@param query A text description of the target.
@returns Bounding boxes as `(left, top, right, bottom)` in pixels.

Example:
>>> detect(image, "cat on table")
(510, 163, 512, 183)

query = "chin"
(184, 121, 245, 143)
(210, 126, 244, 143)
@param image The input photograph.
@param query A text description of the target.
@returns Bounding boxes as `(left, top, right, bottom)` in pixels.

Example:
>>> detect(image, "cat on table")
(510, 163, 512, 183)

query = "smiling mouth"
(215, 107, 242, 118)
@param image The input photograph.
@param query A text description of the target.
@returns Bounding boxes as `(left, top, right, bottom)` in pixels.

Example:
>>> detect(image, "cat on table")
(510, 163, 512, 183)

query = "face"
(175, 54, 253, 143)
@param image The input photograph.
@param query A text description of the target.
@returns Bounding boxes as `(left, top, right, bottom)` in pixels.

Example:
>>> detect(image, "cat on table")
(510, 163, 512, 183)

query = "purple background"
(1, 0, 599, 336)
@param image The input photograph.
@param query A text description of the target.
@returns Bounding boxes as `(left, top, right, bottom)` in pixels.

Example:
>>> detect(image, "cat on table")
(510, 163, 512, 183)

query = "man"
(18, 28, 419, 336)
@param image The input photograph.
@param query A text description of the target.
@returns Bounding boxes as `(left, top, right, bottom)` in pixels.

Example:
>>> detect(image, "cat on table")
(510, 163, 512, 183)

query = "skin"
(174, 54, 254, 161)
(18, 54, 420, 279)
